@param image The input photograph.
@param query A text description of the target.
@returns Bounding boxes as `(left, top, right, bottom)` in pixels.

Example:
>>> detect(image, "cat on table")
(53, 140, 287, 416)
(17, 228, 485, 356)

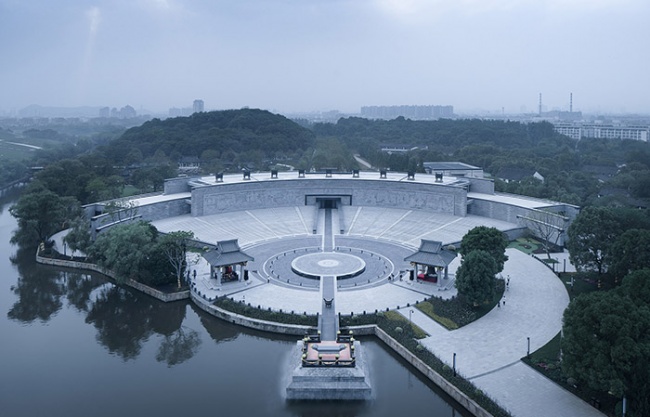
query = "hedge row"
(377, 312, 512, 417)
(214, 297, 318, 326)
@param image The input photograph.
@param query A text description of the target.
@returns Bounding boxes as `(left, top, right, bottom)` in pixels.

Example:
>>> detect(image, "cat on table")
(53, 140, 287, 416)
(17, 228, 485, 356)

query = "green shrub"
(383, 310, 428, 339)
(415, 302, 459, 330)
(214, 297, 318, 326)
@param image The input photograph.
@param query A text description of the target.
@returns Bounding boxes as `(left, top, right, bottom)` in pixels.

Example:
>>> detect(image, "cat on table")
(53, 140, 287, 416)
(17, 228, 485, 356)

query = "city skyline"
(1, 0, 649, 115)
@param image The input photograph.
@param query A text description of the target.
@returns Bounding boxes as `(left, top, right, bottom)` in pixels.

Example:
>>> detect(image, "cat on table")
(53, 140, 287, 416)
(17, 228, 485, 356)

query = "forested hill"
(102, 108, 315, 163)
(313, 117, 570, 152)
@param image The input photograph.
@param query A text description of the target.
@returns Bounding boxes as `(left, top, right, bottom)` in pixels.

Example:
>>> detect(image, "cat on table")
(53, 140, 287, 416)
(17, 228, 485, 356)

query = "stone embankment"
(35, 251, 189, 303)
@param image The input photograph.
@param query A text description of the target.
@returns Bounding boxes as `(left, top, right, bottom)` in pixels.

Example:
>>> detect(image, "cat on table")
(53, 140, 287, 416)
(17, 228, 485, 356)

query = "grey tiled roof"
(202, 239, 254, 267)
(404, 239, 456, 267)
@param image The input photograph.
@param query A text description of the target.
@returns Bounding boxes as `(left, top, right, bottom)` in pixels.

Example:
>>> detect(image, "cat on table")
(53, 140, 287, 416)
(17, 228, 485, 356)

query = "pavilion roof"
(404, 239, 457, 267)
(202, 239, 254, 267)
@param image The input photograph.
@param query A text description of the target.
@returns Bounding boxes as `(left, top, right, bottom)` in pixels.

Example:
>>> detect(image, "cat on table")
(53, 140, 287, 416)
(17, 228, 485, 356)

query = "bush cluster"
(417, 279, 505, 328)
(214, 297, 318, 327)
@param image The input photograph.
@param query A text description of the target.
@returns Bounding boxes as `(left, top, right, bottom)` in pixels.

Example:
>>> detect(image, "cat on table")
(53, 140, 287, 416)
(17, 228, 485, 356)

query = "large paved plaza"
(149, 205, 605, 417)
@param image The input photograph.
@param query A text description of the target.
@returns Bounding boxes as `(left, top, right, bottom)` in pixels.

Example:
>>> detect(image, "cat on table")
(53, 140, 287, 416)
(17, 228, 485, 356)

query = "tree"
(63, 216, 92, 256)
(459, 226, 509, 272)
(159, 231, 195, 289)
(9, 182, 80, 246)
(608, 230, 650, 282)
(104, 199, 139, 223)
(87, 221, 158, 283)
(562, 285, 650, 416)
(567, 207, 621, 274)
(520, 209, 567, 259)
(454, 250, 498, 306)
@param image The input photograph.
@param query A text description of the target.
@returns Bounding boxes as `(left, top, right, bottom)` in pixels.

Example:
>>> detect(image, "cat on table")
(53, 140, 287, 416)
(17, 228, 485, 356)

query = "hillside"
(103, 108, 315, 165)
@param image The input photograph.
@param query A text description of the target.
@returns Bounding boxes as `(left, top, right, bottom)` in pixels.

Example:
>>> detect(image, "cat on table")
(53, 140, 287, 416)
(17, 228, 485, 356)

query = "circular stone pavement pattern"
(291, 252, 366, 279)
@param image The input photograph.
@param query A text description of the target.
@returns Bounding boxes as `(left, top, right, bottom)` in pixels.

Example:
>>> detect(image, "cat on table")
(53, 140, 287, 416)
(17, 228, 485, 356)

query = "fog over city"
(1, 0, 649, 115)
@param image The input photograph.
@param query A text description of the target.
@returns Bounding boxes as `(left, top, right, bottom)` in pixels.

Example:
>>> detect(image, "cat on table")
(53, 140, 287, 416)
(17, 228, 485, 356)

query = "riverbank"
(35, 248, 189, 303)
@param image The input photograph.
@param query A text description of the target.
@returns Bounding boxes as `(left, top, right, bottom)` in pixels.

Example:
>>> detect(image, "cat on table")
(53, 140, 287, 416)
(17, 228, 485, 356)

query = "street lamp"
(527, 337, 530, 358)
(453, 352, 457, 377)
(409, 309, 414, 323)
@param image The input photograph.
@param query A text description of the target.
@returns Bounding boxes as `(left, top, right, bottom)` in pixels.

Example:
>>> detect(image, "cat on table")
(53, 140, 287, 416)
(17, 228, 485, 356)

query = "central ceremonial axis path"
(285, 207, 372, 400)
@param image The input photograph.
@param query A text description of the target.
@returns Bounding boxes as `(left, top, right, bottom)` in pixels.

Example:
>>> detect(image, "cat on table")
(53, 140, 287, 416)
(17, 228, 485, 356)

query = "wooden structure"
(404, 240, 457, 284)
(202, 239, 254, 286)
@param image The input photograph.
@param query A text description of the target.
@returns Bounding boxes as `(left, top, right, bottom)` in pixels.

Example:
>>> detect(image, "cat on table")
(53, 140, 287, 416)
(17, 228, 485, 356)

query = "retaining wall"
(374, 327, 496, 417)
(35, 253, 189, 302)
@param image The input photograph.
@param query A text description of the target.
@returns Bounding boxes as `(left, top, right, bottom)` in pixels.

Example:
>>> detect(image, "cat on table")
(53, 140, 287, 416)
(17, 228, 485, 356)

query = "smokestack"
(570, 92, 573, 113)
(538, 93, 542, 116)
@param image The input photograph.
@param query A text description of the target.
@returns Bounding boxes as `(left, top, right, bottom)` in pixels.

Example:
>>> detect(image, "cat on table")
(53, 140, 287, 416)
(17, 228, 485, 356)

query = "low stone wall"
(35, 253, 189, 303)
(191, 292, 312, 335)
(374, 327, 496, 417)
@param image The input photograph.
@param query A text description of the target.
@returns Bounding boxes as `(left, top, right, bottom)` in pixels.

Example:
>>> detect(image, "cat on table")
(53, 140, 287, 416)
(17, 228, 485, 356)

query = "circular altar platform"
(290, 252, 366, 279)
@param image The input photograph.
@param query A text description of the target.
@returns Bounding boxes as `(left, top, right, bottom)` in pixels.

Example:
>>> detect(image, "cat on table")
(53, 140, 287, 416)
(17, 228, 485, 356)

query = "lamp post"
(409, 309, 414, 323)
(453, 352, 457, 376)
(527, 337, 530, 358)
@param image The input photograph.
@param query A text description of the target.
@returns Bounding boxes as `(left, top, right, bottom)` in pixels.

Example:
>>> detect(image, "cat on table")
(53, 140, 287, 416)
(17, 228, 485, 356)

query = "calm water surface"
(0, 195, 469, 417)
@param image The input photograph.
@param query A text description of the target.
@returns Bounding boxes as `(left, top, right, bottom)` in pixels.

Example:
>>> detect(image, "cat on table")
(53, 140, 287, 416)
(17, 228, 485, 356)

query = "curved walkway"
(398, 249, 604, 417)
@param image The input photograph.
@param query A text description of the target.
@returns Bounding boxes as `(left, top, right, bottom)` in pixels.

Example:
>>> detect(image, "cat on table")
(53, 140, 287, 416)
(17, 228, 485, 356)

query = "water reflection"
(197, 305, 240, 344)
(7, 243, 202, 366)
(156, 326, 201, 367)
(8, 246, 66, 323)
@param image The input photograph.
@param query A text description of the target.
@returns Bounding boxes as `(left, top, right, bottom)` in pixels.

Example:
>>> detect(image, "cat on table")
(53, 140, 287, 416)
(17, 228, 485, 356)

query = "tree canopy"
(562, 269, 650, 415)
(567, 206, 621, 275)
(158, 231, 195, 289)
(9, 182, 80, 246)
(454, 249, 498, 306)
(104, 108, 315, 165)
(86, 221, 175, 286)
(459, 226, 509, 272)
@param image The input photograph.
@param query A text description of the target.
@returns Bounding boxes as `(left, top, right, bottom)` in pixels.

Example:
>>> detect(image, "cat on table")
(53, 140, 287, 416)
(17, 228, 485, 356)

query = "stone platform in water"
(286, 341, 371, 400)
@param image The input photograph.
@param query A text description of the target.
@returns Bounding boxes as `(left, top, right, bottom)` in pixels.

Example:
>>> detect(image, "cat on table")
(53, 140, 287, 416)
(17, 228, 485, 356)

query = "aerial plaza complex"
(81, 165, 594, 413)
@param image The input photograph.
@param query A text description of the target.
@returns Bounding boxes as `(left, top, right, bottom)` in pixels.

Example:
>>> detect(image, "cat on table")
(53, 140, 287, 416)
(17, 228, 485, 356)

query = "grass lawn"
(508, 237, 540, 254)
(384, 310, 428, 339)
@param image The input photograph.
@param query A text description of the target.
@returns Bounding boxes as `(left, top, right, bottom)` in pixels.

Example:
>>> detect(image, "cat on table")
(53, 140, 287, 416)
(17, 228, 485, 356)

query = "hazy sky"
(1, 0, 649, 114)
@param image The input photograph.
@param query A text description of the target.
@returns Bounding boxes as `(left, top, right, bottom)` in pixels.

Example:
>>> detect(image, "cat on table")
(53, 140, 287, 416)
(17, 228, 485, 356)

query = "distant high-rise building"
(193, 99, 204, 113)
(554, 123, 649, 141)
(99, 107, 110, 118)
(120, 105, 136, 119)
(169, 107, 193, 117)
(360, 105, 453, 120)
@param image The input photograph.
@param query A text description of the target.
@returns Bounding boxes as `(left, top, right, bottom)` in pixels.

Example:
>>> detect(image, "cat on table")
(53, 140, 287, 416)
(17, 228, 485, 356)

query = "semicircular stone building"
(85, 168, 578, 251)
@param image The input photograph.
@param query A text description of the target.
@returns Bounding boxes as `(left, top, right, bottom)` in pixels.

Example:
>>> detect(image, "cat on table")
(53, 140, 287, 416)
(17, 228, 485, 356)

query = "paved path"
(320, 276, 337, 340)
(398, 249, 605, 417)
